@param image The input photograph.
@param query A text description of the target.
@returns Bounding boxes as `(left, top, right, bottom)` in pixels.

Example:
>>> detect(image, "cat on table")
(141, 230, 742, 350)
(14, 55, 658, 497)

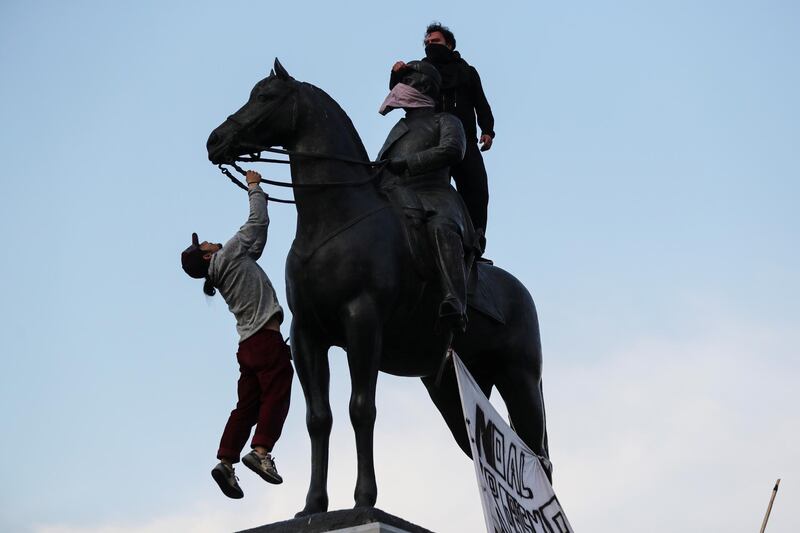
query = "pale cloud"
(35, 317, 798, 533)
(551, 320, 798, 532)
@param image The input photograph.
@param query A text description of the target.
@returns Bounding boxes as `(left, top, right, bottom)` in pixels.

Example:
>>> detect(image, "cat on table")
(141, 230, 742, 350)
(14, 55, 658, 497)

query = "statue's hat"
(391, 60, 442, 98)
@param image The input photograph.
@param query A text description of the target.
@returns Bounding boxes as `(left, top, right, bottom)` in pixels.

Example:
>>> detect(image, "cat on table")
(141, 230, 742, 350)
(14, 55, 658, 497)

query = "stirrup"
(438, 299, 467, 332)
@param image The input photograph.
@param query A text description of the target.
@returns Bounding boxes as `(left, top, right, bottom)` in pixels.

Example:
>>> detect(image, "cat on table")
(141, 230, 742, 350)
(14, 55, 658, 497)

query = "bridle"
(214, 80, 388, 204)
(217, 147, 388, 204)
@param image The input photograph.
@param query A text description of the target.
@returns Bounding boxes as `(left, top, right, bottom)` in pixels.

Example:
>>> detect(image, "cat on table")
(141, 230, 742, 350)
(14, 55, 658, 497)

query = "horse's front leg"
(344, 298, 383, 508)
(291, 322, 333, 517)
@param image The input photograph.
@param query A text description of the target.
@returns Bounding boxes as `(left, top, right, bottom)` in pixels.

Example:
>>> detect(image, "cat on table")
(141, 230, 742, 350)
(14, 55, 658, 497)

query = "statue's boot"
(431, 226, 467, 332)
(474, 228, 493, 264)
(476, 227, 487, 256)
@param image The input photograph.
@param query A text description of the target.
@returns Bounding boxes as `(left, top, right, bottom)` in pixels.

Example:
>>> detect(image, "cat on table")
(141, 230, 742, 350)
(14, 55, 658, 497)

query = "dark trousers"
(217, 327, 293, 463)
(451, 141, 489, 236)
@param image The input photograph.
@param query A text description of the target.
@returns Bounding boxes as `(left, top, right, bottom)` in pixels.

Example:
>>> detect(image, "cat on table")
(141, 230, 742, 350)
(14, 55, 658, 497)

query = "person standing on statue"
(378, 61, 473, 332)
(391, 22, 495, 250)
(180, 170, 293, 499)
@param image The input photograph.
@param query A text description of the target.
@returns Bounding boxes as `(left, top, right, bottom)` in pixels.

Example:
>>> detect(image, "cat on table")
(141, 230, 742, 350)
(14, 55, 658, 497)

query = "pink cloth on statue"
(379, 83, 435, 115)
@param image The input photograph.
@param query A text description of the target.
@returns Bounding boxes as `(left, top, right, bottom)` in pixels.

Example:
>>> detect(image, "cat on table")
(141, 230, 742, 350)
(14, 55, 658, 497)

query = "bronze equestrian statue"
(207, 59, 549, 517)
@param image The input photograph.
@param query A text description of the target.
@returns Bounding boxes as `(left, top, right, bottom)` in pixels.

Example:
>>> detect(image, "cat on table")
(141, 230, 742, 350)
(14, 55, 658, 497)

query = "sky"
(0, 1, 798, 532)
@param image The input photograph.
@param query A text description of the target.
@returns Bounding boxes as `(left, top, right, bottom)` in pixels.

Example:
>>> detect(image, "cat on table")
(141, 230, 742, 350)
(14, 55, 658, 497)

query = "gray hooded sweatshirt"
(208, 185, 283, 343)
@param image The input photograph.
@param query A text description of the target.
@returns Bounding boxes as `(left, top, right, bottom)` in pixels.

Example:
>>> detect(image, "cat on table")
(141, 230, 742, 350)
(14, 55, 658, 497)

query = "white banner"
(454, 354, 573, 533)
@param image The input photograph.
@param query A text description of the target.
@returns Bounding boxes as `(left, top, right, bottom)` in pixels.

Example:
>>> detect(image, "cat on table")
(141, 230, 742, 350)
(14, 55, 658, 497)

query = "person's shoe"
(211, 462, 244, 499)
(242, 450, 283, 485)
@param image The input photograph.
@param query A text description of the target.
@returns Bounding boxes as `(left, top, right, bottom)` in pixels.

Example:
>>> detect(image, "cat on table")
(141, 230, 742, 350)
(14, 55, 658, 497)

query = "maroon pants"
(217, 328, 293, 463)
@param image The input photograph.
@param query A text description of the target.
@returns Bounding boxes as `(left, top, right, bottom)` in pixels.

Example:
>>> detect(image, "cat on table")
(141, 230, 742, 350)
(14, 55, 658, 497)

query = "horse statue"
(207, 59, 549, 517)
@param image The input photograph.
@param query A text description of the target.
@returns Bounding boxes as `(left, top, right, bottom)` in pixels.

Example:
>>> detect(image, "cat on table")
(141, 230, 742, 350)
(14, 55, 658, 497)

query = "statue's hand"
(387, 157, 408, 174)
(479, 134, 493, 152)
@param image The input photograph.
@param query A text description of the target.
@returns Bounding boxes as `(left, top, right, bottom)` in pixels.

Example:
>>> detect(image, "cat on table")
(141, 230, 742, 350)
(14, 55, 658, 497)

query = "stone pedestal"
(237, 508, 436, 533)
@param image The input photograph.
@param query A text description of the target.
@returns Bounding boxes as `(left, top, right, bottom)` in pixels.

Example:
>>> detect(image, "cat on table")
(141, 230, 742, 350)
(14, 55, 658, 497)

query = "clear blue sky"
(1, 1, 797, 532)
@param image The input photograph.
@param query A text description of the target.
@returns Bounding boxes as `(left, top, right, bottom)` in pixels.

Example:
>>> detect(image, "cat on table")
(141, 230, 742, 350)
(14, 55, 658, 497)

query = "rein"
(243, 146, 386, 167)
(217, 147, 388, 204)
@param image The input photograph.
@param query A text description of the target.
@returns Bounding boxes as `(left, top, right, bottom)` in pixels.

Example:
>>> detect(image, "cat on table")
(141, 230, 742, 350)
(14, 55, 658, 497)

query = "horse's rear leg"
(292, 327, 332, 517)
(344, 301, 382, 508)
(421, 359, 495, 459)
(494, 361, 551, 480)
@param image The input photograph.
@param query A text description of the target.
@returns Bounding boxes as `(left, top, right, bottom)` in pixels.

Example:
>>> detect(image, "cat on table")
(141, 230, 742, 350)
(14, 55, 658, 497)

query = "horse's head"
(207, 58, 299, 165)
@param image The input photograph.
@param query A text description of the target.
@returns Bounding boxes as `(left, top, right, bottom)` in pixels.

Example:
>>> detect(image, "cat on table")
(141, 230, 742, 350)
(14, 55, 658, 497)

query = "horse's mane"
(301, 82, 370, 162)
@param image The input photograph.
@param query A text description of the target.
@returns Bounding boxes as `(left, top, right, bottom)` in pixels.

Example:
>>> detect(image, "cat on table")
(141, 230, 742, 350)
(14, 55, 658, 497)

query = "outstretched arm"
(470, 67, 495, 151)
(389, 61, 407, 88)
(236, 170, 270, 259)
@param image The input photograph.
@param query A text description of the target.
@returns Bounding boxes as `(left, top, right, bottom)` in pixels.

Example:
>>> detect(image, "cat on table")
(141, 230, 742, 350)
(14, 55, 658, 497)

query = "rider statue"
(377, 61, 474, 332)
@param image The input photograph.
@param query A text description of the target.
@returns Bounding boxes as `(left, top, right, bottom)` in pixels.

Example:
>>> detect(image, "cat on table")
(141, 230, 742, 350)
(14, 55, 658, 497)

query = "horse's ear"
(269, 68, 275, 77)
(274, 58, 291, 80)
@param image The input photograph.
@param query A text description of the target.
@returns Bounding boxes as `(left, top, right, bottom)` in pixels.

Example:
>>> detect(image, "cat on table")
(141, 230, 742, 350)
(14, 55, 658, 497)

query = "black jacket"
(390, 52, 495, 142)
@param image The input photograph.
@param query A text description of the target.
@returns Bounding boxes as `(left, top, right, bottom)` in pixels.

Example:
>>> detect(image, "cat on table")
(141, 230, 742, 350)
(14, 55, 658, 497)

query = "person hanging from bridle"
(378, 61, 474, 333)
(180, 170, 293, 499)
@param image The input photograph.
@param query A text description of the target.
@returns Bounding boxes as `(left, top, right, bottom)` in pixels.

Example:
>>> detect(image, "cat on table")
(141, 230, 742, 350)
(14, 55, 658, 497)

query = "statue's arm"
(406, 114, 466, 175)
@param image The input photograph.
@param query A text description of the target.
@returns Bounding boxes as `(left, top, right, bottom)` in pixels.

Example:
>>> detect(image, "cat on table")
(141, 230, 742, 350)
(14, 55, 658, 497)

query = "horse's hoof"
(353, 502, 376, 510)
(295, 494, 328, 517)
(354, 492, 377, 509)
(295, 506, 323, 518)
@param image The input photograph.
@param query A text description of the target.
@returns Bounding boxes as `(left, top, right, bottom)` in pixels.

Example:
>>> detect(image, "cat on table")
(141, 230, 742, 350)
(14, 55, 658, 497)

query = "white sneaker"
(242, 450, 283, 484)
(211, 462, 244, 499)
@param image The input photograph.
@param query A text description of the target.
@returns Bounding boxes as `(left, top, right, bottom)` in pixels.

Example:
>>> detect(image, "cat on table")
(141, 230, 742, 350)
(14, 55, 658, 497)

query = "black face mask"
(425, 43, 452, 63)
